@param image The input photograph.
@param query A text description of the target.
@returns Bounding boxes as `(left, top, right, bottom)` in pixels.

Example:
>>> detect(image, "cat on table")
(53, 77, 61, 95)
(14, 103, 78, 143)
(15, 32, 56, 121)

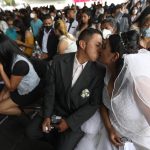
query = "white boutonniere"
(81, 89, 90, 99)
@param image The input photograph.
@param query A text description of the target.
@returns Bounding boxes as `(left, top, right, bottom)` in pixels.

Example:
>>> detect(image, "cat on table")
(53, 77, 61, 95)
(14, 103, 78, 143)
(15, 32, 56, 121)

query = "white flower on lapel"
(81, 89, 90, 99)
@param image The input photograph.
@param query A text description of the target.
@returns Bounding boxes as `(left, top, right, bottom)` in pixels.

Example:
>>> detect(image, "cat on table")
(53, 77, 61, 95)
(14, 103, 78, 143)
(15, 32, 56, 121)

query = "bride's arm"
(100, 104, 123, 147)
(0, 63, 23, 92)
(100, 104, 112, 131)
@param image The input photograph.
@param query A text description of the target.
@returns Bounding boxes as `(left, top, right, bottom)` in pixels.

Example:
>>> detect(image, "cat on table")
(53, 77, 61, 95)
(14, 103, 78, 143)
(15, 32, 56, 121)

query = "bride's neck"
(108, 64, 118, 79)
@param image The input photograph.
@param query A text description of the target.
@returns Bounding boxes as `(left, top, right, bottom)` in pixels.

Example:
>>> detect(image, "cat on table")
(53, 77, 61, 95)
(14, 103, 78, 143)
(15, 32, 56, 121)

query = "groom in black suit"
(26, 28, 105, 150)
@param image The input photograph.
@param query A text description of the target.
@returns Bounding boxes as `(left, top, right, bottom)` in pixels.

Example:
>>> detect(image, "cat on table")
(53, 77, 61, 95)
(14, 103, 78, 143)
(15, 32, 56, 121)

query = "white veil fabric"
(111, 49, 150, 149)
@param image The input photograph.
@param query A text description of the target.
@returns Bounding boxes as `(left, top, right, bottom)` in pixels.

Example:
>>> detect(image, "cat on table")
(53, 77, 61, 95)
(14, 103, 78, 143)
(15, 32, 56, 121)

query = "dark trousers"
(26, 115, 84, 150)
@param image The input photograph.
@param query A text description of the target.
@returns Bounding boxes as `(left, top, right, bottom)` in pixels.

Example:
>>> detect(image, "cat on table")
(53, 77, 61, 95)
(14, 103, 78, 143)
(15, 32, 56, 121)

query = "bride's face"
(99, 39, 117, 66)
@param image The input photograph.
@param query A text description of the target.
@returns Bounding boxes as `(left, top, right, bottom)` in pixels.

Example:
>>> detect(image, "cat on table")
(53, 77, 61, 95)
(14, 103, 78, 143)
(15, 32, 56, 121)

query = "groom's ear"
(79, 40, 86, 50)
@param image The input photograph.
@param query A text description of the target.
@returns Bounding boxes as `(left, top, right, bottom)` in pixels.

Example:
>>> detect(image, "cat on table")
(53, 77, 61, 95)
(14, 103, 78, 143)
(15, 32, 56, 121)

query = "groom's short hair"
(77, 28, 101, 47)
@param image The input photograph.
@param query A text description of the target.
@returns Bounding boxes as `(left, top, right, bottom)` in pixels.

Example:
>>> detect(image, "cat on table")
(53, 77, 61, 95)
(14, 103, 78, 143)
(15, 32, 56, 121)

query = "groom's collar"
(74, 54, 88, 68)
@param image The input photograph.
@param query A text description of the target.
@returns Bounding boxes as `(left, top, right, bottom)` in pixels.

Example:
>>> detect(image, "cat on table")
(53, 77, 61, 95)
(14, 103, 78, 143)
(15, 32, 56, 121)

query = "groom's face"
(84, 33, 102, 61)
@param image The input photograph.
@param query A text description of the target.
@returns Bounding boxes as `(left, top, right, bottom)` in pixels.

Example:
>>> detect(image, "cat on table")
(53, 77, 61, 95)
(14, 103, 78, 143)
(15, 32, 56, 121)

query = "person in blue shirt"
(6, 18, 17, 41)
(30, 10, 43, 39)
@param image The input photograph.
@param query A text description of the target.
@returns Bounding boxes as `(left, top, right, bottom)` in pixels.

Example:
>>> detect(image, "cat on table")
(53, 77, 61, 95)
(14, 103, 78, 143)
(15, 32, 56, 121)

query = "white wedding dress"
(75, 49, 150, 150)
(75, 73, 136, 150)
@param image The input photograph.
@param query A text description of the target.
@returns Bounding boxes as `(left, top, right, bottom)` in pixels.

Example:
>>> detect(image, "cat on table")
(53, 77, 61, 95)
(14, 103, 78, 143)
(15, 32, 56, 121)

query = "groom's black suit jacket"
(44, 52, 105, 132)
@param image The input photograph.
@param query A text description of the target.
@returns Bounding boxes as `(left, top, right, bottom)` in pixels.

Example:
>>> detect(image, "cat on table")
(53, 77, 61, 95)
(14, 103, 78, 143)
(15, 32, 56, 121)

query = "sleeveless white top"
(58, 33, 77, 53)
(12, 55, 40, 95)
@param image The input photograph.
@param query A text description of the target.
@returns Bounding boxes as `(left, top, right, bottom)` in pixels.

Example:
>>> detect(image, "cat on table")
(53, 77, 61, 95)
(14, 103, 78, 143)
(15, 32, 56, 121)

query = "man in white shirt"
(66, 8, 78, 37)
(26, 28, 105, 150)
(38, 15, 59, 60)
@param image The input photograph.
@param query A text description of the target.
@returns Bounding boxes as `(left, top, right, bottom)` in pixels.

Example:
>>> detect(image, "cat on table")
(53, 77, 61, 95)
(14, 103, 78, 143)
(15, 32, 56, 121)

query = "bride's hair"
(109, 30, 140, 56)
(109, 30, 140, 73)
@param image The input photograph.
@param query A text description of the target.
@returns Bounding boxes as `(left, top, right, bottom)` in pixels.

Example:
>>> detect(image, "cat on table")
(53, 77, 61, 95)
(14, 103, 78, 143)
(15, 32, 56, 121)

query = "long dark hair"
(77, 9, 92, 31)
(13, 19, 26, 42)
(109, 30, 139, 55)
(0, 33, 25, 76)
(109, 30, 140, 73)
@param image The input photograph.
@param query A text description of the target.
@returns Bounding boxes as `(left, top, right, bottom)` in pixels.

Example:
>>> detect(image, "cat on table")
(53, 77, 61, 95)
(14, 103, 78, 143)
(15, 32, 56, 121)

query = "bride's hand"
(108, 126, 123, 147)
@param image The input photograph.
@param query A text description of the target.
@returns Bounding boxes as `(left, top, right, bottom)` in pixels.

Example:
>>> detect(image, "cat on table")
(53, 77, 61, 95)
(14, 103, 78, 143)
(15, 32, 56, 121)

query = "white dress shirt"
(42, 29, 51, 53)
(72, 55, 87, 87)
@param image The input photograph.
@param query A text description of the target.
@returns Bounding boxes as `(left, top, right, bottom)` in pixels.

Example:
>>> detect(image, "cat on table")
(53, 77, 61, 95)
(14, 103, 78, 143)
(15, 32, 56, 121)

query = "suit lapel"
(60, 53, 75, 92)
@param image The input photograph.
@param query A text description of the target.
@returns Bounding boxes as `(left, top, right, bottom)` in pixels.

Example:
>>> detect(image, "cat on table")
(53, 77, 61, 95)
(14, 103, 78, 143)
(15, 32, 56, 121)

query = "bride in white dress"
(75, 30, 150, 150)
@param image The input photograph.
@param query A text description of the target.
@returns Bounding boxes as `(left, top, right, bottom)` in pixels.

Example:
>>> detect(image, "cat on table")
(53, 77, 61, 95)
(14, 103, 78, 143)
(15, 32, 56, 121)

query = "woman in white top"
(0, 33, 42, 115)
(54, 19, 77, 54)
(75, 30, 150, 150)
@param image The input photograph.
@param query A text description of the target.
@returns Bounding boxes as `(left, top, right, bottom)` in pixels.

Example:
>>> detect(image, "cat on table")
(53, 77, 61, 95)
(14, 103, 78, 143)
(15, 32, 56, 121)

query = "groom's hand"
(42, 117, 51, 133)
(56, 119, 69, 133)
